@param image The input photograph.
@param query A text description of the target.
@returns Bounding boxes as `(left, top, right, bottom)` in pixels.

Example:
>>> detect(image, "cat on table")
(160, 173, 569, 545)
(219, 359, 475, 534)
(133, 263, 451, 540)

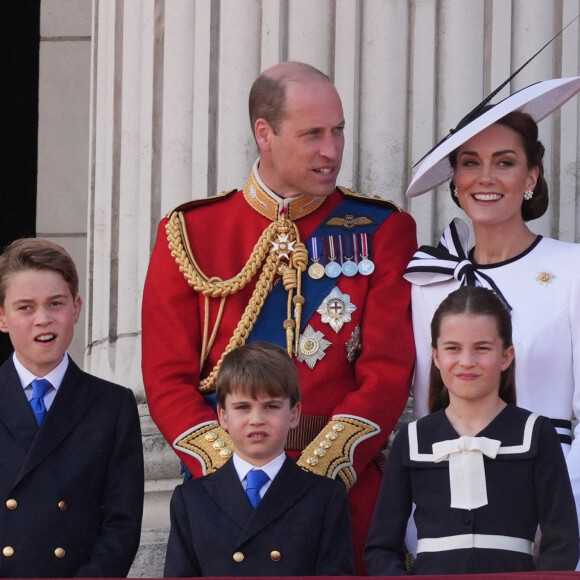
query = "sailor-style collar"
(409, 409, 539, 510)
(243, 160, 327, 221)
(409, 407, 539, 463)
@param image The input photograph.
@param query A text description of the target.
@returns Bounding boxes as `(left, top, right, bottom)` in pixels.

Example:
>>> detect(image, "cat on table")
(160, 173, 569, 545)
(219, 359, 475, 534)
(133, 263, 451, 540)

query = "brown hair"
(0, 238, 79, 306)
(428, 286, 516, 412)
(216, 342, 301, 408)
(449, 110, 548, 222)
(249, 61, 331, 136)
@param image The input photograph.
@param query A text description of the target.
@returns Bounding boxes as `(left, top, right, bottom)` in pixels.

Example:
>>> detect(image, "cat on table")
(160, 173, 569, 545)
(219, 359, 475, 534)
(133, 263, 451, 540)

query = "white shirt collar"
(232, 451, 286, 486)
(13, 352, 69, 391)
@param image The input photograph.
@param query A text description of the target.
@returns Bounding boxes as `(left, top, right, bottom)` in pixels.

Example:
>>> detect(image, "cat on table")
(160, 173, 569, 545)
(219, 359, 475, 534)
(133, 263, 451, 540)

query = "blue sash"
(248, 198, 393, 347)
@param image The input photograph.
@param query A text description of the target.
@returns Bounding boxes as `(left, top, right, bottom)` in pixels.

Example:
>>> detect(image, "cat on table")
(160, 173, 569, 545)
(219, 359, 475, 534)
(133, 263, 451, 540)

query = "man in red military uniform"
(142, 61, 416, 572)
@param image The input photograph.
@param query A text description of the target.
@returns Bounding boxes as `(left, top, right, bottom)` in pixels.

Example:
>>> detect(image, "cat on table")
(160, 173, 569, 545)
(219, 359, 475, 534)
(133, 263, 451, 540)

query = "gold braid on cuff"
(174, 423, 234, 474)
(296, 416, 380, 490)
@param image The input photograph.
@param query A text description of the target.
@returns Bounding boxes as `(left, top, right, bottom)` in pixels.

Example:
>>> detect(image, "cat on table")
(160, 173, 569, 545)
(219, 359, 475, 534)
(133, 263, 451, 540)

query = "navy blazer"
(0, 356, 144, 578)
(164, 455, 355, 576)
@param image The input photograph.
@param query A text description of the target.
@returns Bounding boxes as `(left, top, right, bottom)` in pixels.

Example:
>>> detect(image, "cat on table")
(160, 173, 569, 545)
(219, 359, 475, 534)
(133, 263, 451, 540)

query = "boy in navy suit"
(164, 341, 355, 576)
(0, 238, 143, 577)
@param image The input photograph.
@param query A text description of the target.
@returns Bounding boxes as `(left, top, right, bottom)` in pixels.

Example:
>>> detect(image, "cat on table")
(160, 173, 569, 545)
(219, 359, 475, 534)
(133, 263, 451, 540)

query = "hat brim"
(406, 76, 580, 198)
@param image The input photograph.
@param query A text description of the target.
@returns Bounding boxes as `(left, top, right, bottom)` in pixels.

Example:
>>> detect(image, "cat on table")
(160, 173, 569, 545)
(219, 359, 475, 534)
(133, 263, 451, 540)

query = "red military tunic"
(142, 165, 416, 569)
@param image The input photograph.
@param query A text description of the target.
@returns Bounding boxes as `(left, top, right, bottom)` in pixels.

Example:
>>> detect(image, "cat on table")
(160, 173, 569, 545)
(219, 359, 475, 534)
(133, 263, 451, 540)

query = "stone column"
(87, 1, 180, 575)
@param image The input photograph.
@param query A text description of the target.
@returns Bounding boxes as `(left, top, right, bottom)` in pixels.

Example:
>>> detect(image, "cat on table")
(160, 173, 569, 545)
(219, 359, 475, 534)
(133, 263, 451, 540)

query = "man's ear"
(254, 118, 275, 151)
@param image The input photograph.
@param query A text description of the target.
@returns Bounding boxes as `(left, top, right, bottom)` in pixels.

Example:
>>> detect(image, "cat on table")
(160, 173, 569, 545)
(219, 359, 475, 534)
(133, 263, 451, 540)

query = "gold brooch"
(536, 271, 554, 286)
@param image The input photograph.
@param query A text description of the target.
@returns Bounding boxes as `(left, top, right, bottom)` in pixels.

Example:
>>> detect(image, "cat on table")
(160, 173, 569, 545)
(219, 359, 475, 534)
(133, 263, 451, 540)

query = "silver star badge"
(271, 234, 296, 259)
(297, 325, 331, 369)
(317, 287, 357, 333)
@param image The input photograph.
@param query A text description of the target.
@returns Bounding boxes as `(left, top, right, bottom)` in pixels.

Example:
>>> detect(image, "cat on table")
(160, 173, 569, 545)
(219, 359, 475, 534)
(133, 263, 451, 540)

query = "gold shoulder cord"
(166, 210, 308, 392)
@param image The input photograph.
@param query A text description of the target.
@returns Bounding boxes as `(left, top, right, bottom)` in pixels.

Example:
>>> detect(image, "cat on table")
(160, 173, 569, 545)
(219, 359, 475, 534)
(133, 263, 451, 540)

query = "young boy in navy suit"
(164, 341, 355, 576)
(0, 238, 143, 577)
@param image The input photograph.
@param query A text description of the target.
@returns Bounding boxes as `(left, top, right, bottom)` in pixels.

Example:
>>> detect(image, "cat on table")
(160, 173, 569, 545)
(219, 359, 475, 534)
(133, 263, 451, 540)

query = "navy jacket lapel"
(235, 457, 317, 547)
(0, 359, 39, 451)
(201, 459, 255, 529)
(15, 359, 98, 485)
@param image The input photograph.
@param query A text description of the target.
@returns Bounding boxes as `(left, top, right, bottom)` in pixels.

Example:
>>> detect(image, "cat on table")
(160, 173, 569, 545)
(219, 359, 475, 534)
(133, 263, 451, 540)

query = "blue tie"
(246, 469, 269, 508)
(30, 379, 52, 425)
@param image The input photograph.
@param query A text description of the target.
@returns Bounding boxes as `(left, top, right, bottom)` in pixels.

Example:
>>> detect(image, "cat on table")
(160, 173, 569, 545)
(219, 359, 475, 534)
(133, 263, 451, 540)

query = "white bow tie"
(432, 436, 501, 510)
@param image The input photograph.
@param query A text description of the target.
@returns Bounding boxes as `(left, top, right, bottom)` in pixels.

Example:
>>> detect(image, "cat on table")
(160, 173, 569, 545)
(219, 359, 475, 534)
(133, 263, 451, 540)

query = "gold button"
(5, 499, 17, 510)
(220, 446, 232, 458)
(313, 447, 326, 457)
(332, 422, 344, 432)
(205, 431, 218, 442)
(212, 439, 225, 449)
(233, 551, 244, 563)
(270, 550, 281, 562)
(58, 501, 67, 511)
(319, 440, 331, 449)
(54, 547, 66, 559)
(3, 546, 14, 557)
(326, 431, 338, 441)
(306, 456, 319, 466)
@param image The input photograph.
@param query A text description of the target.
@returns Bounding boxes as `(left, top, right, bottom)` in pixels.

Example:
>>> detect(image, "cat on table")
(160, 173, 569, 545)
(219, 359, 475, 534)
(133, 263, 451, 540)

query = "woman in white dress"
(404, 77, 580, 541)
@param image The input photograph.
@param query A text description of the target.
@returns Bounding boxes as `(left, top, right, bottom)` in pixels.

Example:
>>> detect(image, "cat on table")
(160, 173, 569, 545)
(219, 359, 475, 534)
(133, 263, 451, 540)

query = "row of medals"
(308, 234, 375, 279)
(309, 257, 374, 279)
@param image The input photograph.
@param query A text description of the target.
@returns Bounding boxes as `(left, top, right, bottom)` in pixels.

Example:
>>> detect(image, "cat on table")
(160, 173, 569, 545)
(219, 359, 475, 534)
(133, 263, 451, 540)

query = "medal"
(324, 236, 341, 278)
(308, 237, 325, 279)
(358, 233, 375, 276)
(342, 260, 358, 276)
(309, 262, 325, 279)
(341, 234, 357, 276)
(317, 287, 357, 333)
(325, 261, 341, 278)
(358, 258, 375, 275)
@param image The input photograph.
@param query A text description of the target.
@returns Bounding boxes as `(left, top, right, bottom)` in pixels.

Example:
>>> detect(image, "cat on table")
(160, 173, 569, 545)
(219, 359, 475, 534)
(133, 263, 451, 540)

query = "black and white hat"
(406, 76, 580, 198)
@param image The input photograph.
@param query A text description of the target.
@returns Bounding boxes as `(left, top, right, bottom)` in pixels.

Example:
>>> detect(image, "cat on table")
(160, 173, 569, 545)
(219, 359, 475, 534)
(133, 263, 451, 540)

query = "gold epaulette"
(337, 186, 404, 213)
(174, 422, 234, 475)
(296, 415, 381, 490)
(165, 189, 238, 219)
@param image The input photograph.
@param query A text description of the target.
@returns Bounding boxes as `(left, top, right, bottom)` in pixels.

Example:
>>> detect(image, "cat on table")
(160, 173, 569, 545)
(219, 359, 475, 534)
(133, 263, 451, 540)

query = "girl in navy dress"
(365, 286, 578, 575)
